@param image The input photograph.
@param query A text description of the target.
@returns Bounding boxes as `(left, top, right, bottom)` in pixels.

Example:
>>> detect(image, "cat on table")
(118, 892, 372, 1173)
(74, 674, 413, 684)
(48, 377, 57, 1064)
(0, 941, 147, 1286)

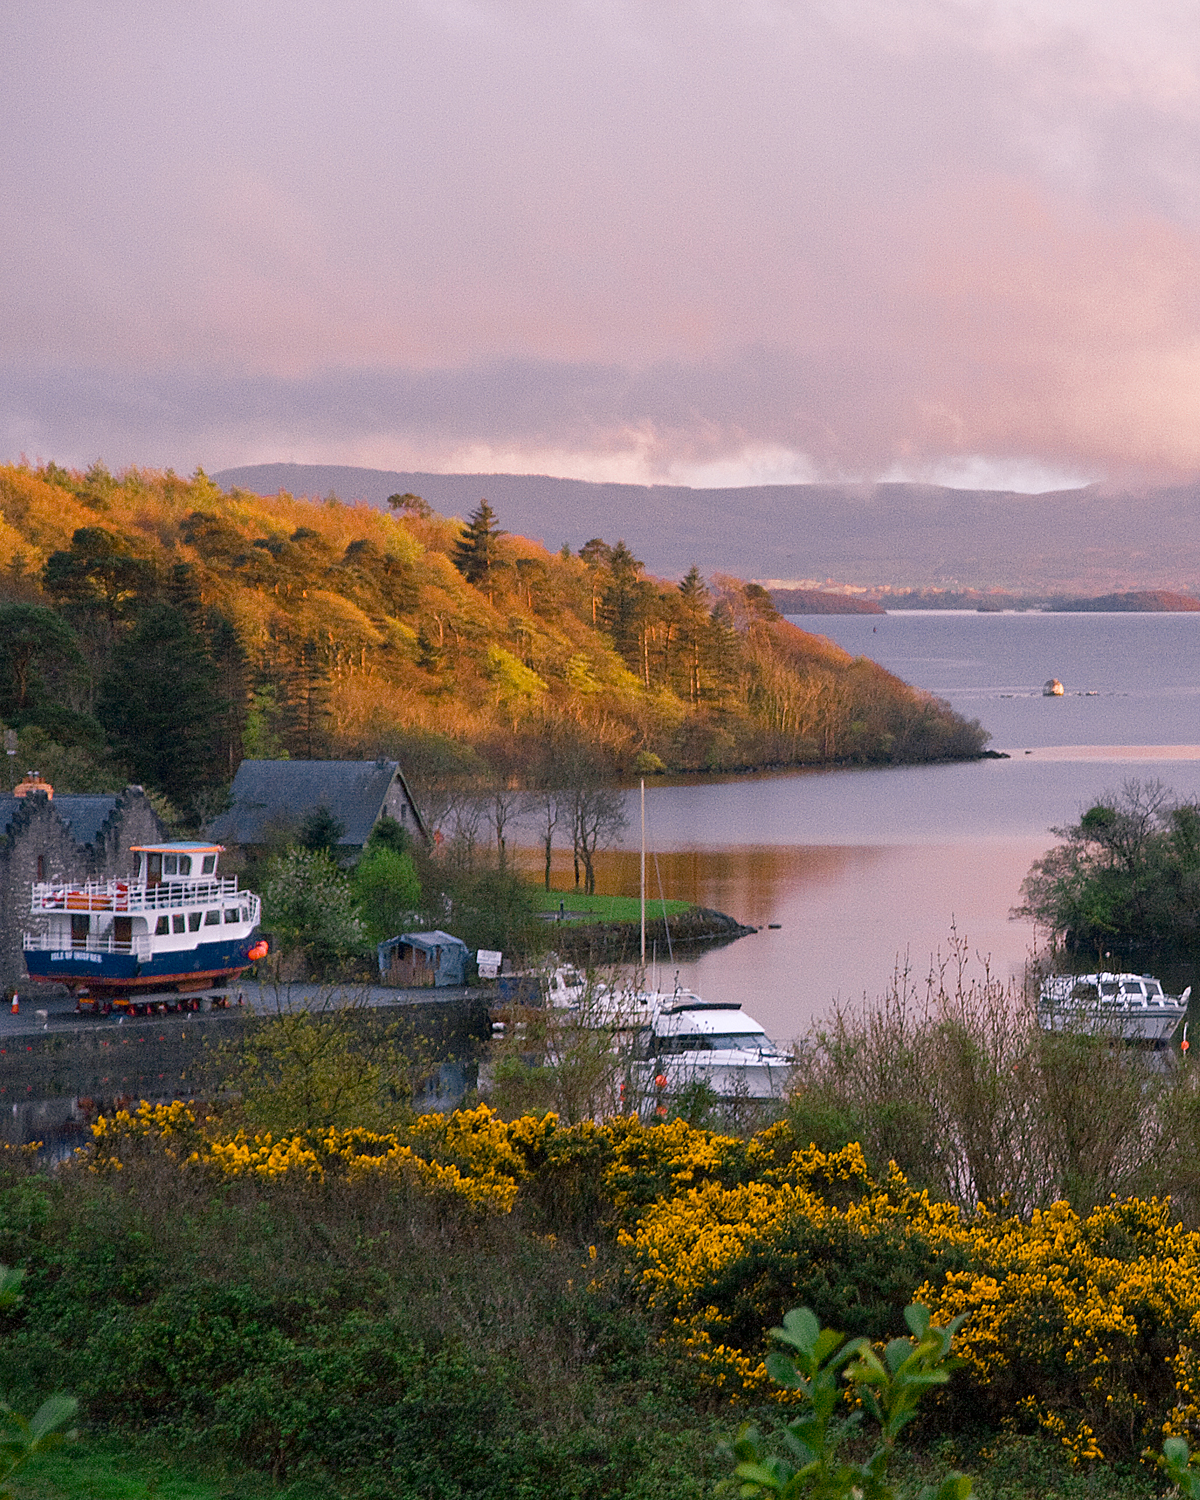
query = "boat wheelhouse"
(23, 842, 264, 1012)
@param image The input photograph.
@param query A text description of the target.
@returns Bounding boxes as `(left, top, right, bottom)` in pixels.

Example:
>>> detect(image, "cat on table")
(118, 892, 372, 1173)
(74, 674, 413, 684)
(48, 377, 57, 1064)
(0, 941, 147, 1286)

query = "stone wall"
(0, 787, 166, 993)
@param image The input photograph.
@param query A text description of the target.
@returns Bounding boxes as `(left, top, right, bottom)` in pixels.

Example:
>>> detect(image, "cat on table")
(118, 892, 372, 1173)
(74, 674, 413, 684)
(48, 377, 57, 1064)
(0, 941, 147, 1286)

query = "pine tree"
(452, 501, 504, 595)
(96, 602, 226, 808)
(678, 566, 710, 706)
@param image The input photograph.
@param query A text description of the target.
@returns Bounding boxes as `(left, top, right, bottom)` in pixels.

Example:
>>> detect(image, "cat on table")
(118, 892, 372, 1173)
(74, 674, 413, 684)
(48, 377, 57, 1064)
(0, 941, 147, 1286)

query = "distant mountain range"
(212, 463, 1200, 595)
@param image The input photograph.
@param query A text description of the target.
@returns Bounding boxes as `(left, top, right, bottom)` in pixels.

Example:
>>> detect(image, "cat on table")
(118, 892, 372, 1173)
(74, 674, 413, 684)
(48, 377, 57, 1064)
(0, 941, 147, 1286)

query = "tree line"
(0, 463, 988, 829)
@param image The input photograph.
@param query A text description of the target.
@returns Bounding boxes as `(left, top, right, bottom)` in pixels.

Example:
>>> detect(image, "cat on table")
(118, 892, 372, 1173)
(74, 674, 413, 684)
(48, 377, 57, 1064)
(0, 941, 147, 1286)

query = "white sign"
(476, 949, 502, 978)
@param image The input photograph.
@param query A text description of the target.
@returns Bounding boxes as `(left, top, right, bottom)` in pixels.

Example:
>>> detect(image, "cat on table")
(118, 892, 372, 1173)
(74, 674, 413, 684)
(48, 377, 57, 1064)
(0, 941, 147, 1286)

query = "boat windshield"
(657, 1033, 774, 1054)
(1100, 981, 1119, 996)
(1145, 981, 1163, 996)
(1121, 981, 1145, 995)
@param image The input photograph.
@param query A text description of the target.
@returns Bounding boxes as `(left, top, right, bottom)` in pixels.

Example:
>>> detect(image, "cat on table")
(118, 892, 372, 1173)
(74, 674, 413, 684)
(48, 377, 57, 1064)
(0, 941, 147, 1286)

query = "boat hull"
(24, 933, 261, 993)
(1037, 1004, 1184, 1045)
(637, 1054, 791, 1101)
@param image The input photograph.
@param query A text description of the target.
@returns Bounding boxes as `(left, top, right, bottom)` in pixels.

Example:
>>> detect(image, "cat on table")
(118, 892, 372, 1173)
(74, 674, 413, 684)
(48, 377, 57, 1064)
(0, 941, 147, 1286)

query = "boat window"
(659, 1033, 768, 1053)
(173, 914, 186, 933)
(202, 855, 216, 875)
(1100, 981, 1119, 996)
(203, 910, 220, 926)
(1121, 981, 1144, 995)
(1145, 981, 1163, 996)
(223, 908, 239, 923)
(1070, 983, 1099, 1002)
(163, 855, 178, 876)
(155, 916, 169, 935)
(188, 911, 202, 932)
(178, 856, 192, 876)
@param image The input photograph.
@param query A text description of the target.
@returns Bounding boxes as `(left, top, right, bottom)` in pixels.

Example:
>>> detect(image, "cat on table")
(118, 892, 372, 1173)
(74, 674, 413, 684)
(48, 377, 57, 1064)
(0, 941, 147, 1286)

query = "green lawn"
(529, 886, 692, 922)
(9, 1437, 277, 1500)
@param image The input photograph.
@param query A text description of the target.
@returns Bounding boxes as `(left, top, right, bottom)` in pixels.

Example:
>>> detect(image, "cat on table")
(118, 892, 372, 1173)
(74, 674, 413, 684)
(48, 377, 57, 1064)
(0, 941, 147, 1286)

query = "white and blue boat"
(23, 842, 265, 1013)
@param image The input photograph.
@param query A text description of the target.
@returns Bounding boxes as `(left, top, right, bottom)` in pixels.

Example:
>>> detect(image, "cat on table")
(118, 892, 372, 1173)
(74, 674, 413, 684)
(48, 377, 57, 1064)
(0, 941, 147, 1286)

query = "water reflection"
(514, 835, 1048, 1042)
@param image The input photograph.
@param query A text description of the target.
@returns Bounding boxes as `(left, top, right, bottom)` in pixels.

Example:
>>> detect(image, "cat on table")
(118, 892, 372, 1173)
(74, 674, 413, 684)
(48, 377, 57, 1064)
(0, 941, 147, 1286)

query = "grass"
(529, 886, 693, 922)
(9, 1436, 281, 1500)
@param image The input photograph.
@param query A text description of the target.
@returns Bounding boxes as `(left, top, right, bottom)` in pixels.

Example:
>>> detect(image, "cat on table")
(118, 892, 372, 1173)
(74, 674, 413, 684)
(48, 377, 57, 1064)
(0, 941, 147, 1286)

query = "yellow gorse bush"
(82, 1102, 1200, 1459)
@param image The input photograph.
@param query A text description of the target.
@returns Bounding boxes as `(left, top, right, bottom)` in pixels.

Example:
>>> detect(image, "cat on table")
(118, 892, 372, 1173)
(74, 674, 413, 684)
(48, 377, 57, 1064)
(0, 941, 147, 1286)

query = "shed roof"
(209, 759, 422, 847)
(381, 930, 468, 954)
(0, 793, 122, 848)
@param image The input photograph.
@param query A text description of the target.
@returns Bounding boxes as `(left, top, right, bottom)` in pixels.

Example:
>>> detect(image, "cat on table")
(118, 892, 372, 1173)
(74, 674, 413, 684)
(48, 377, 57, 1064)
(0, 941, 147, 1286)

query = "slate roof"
(209, 760, 422, 847)
(0, 794, 122, 847)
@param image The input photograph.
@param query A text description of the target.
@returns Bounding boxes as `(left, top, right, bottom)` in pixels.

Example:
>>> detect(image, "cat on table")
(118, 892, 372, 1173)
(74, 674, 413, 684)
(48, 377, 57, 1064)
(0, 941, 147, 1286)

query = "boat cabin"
(133, 842, 223, 885)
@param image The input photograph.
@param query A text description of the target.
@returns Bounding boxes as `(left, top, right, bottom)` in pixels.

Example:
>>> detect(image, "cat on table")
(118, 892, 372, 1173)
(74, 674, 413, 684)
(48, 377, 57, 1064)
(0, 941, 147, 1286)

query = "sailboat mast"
(640, 778, 646, 966)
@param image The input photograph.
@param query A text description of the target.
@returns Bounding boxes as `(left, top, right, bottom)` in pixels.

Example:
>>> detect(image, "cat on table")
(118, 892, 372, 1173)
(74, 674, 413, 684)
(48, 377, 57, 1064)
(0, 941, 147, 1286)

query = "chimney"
(13, 770, 53, 800)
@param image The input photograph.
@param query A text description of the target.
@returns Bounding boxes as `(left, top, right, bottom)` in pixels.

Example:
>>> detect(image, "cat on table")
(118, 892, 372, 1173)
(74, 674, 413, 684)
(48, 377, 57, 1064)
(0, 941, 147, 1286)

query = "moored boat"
(1038, 971, 1190, 1045)
(634, 992, 794, 1102)
(23, 842, 265, 1013)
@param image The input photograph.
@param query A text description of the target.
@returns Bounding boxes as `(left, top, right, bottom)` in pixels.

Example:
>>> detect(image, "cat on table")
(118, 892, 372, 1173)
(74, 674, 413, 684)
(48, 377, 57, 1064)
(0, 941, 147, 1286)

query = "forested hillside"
(0, 462, 985, 823)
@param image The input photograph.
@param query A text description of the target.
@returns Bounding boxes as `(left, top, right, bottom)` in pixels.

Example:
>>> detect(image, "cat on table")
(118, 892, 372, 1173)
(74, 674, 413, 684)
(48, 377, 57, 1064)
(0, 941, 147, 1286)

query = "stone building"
(0, 775, 166, 992)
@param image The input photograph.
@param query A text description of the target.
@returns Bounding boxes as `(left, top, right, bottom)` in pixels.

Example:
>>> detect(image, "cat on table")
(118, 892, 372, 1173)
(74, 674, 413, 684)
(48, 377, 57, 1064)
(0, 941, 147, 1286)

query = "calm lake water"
(519, 612, 1200, 1044)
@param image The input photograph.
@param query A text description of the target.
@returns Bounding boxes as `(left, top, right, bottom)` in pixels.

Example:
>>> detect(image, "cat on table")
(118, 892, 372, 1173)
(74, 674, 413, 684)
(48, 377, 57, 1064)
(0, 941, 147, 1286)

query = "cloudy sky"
(5, 0, 1200, 490)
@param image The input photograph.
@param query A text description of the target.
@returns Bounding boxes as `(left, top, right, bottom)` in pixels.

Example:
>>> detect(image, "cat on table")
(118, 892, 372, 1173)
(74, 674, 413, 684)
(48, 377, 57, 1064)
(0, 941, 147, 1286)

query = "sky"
(5, 0, 1200, 491)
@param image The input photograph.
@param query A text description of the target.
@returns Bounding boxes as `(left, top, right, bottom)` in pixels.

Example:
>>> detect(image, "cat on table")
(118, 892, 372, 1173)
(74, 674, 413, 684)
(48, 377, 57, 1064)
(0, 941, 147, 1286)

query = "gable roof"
(209, 759, 426, 847)
(0, 793, 123, 848)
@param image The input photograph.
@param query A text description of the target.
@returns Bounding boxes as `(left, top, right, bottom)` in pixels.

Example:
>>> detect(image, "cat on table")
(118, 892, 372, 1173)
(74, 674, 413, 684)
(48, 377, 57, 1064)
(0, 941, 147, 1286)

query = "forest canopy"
(0, 462, 987, 820)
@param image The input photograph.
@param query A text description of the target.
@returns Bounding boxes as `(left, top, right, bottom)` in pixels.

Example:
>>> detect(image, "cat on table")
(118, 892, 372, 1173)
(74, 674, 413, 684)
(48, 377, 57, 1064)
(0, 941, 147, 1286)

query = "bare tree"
(571, 781, 627, 895)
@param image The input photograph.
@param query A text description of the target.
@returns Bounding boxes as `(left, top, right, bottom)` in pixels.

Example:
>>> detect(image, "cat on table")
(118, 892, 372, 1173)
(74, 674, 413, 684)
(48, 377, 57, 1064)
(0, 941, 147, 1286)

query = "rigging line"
(640, 786, 675, 965)
(651, 847, 674, 965)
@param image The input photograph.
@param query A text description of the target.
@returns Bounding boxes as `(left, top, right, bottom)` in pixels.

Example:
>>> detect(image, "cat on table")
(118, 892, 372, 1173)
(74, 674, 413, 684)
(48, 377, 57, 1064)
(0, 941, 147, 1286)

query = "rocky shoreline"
(544, 905, 755, 966)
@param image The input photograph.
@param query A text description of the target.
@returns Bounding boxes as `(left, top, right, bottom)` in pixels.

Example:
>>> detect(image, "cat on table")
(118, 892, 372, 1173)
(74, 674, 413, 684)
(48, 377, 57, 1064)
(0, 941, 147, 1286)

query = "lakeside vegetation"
(1017, 779, 1200, 967)
(9, 957, 1200, 1497)
(0, 462, 986, 824)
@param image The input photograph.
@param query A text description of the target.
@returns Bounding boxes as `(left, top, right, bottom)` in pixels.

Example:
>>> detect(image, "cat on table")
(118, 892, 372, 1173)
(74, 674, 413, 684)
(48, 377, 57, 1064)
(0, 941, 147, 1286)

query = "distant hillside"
(0, 463, 987, 819)
(214, 462, 1200, 595)
(769, 588, 885, 615)
(1046, 591, 1200, 613)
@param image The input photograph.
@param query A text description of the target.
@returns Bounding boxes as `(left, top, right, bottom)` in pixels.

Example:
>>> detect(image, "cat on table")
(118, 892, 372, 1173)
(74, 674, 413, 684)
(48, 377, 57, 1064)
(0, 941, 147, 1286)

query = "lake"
(517, 612, 1200, 1045)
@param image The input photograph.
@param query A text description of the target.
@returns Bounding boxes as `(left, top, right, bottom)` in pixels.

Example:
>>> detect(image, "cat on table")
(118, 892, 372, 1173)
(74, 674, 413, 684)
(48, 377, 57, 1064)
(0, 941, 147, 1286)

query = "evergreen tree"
(678, 566, 711, 706)
(600, 540, 654, 670)
(452, 501, 504, 595)
(0, 604, 84, 722)
(97, 602, 226, 808)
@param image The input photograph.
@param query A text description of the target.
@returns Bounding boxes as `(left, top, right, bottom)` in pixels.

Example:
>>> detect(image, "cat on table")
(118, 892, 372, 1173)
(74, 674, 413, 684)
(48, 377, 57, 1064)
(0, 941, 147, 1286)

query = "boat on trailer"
(23, 842, 265, 1015)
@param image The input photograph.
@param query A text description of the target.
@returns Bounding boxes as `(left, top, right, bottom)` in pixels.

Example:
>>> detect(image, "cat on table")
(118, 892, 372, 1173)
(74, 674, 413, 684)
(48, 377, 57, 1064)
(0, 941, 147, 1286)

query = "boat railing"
(23, 931, 153, 959)
(30, 876, 244, 914)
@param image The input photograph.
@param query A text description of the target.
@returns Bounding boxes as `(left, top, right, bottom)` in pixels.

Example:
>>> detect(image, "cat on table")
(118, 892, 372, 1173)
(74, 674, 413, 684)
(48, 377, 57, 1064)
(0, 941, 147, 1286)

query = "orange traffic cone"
(10, 994, 18, 1014)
